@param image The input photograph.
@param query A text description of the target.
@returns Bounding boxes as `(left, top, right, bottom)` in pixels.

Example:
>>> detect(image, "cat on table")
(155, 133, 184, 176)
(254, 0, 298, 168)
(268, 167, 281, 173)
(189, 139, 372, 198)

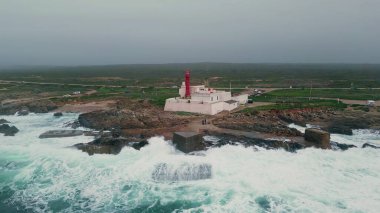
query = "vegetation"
(175, 111, 201, 116)
(1, 63, 380, 88)
(1, 63, 379, 108)
(253, 88, 380, 101)
(48, 87, 178, 107)
(241, 100, 347, 112)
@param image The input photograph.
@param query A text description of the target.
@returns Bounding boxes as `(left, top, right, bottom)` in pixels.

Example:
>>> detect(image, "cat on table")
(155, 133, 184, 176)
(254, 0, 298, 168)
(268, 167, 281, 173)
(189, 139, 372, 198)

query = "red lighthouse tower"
(185, 69, 191, 98)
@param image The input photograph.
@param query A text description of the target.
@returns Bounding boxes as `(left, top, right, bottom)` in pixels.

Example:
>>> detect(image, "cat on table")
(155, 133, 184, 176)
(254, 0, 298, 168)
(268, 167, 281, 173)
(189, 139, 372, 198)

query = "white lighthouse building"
(164, 70, 248, 115)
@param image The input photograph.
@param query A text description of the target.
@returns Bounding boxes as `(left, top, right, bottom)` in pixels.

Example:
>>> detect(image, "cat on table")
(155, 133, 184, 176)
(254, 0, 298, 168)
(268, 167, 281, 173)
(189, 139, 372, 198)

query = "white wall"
(232, 94, 249, 104)
(223, 102, 238, 111)
(164, 99, 226, 115)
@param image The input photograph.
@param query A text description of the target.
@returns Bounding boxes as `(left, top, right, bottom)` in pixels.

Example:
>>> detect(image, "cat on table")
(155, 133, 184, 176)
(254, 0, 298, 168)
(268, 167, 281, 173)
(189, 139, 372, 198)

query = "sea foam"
(0, 114, 379, 212)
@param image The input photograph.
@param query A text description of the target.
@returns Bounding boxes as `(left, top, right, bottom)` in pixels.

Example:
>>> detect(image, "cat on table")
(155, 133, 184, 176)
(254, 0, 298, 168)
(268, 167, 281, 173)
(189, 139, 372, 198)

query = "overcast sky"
(1, 0, 379, 66)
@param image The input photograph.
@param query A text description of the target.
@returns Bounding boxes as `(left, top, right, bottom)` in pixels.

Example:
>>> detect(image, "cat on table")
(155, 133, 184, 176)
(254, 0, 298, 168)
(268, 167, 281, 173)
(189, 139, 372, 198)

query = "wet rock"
(131, 140, 149, 150)
(63, 120, 81, 129)
(331, 142, 357, 151)
(304, 128, 331, 149)
(0, 100, 57, 115)
(172, 132, 205, 153)
(17, 108, 29, 116)
(111, 127, 122, 138)
(78, 108, 188, 131)
(39, 130, 84, 139)
(0, 119, 10, 124)
(362, 143, 380, 149)
(214, 122, 303, 137)
(204, 133, 305, 152)
(0, 124, 19, 136)
(326, 125, 353, 135)
(74, 142, 124, 155)
(326, 119, 372, 135)
(278, 114, 307, 127)
(74, 136, 149, 155)
(53, 112, 63, 117)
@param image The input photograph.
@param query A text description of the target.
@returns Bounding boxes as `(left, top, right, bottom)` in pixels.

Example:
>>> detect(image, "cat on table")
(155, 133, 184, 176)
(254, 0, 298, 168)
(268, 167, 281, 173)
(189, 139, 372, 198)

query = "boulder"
(74, 142, 124, 155)
(17, 108, 29, 116)
(362, 143, 380, 149)
(131, 140, 149, 150)
(39, 130, 84, 139)
(326, 125, 353, 135)
(0, 119, 10, 124)
(304, 128, 331, 149)
(0, 124, 19, 136)
(172, 132, 205, 153)
(331, 142, 357, 151)
(74, 136, 149, 155)
(53, 112, 63, 117)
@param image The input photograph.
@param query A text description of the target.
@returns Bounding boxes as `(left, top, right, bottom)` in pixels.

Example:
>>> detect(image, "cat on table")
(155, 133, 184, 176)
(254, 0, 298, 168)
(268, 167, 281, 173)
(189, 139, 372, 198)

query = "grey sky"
(1, 0, 379, 66)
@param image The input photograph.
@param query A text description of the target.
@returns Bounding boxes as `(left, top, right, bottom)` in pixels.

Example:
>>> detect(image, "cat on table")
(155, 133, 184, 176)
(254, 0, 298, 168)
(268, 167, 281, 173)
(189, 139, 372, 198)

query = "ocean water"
(1, 114, 380, 213)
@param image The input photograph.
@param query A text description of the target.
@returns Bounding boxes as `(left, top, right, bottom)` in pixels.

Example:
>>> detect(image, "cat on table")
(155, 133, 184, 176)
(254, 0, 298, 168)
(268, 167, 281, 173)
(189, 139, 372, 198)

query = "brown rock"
(304, 128, 331, 149)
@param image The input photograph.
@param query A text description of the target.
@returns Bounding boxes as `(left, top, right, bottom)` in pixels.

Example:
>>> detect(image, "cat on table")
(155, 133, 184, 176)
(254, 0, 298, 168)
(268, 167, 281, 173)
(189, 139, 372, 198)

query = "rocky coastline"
(1, 98, 380, 154)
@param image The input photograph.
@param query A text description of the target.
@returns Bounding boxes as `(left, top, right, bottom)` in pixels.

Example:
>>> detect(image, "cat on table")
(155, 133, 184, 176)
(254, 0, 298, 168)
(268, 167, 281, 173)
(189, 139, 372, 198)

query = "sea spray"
(0, 114, 380, 212)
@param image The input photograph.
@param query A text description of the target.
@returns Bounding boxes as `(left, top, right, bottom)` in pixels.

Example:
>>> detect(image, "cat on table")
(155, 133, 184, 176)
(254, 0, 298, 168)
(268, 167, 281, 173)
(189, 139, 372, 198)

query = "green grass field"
(48, 87, 178, 107)
(1, 63, 379, 108)
(241, 99, 347, 113)
(253, 88, 380, 101)
(1, 63, 380, 88)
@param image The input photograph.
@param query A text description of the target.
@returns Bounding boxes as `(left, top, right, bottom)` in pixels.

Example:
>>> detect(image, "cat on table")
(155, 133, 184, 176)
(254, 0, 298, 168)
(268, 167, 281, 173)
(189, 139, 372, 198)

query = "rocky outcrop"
(362, 143, 380, 149)
(78, 108, 188, 131)
(331, 142, 357, 151)
(39, 130, 84, 139)
(212, 109, 328, 137)
(304, 128, 331, 149)
(325, 118, 372, 135)
(326, 125, 353, 135)
(53, 112, 63, 117)
(0, 100, 58, 115)
(0, 119, 10, 124)
(214, 108, 380, 137)
(172, 132, 205, 153)
(204, 133, 305, 152)
(0, 124, 19, 136)
(214, 121, 303, 137)
(17, 108, 29, 116)
(74, 135, 149, 155)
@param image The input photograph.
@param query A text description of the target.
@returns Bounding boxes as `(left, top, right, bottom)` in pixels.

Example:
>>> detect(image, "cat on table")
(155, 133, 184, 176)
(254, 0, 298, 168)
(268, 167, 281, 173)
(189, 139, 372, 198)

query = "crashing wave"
(152, 162, 212, 181)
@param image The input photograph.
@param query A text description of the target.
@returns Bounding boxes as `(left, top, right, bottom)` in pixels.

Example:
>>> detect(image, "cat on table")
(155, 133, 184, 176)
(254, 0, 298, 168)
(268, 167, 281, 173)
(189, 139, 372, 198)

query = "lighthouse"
(164, 69, 248, 115)
(185, 69, 191, 98)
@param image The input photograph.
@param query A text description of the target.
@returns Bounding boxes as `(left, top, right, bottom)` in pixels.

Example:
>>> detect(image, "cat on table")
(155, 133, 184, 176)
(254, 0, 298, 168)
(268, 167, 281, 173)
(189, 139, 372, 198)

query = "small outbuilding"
(367, 100, 375, 107)
(172, 132, 205, 153)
